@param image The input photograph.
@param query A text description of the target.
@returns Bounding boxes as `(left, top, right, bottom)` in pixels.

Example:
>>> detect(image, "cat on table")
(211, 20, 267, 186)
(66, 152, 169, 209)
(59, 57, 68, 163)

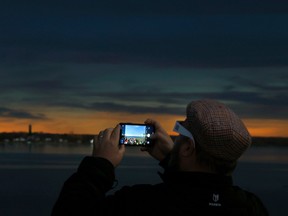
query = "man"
(52, 99, 269, 216)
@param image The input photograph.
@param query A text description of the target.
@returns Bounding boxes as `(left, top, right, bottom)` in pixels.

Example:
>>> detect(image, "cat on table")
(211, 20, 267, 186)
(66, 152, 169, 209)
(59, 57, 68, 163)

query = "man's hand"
(92, 125, 125, 167)
(141, 119, 174, 161)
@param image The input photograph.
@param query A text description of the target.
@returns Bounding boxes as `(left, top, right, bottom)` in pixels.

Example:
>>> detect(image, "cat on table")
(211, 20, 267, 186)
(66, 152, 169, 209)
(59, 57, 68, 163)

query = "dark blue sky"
(1, 0, 288, 135)
(2, 0, 288, 67)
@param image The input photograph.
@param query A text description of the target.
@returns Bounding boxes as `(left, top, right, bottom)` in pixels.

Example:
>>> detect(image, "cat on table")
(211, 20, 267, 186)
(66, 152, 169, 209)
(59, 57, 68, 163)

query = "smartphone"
(119, 123, 155, 146)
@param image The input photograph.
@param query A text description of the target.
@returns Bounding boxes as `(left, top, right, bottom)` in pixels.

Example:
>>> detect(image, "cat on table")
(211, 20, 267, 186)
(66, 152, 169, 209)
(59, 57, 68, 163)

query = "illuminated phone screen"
(119, 123, 155, 146)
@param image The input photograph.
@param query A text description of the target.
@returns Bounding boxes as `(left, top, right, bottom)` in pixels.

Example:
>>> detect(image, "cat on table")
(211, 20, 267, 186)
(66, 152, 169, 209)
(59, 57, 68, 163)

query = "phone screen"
(119, 123, 155, 146)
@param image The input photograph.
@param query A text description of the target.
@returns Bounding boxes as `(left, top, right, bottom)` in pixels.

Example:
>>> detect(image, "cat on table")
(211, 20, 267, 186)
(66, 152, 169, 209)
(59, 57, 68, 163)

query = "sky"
(124, 125, 146, 137)
(1, 0, 288, 137)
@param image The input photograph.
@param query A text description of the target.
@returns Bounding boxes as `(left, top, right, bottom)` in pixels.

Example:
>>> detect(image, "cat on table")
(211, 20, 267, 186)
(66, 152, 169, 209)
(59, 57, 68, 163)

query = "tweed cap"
(183, 99, 251, 161)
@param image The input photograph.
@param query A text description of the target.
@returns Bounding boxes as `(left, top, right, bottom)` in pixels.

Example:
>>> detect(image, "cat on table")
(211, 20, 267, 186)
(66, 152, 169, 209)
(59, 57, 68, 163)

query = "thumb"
(119, 143, 126, 154)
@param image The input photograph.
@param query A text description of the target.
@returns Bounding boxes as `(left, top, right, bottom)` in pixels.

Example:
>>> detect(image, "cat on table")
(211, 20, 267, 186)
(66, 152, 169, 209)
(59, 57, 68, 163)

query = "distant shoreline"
(0, 132, 287, 146)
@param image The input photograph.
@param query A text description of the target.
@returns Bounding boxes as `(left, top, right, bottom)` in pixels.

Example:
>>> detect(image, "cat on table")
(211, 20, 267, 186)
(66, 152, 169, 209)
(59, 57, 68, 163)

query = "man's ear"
(179, 139, 195, 157)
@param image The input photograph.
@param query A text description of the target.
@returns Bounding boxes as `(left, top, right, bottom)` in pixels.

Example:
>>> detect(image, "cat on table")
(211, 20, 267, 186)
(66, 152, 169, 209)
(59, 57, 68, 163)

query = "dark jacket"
(51, 156, 269, 216)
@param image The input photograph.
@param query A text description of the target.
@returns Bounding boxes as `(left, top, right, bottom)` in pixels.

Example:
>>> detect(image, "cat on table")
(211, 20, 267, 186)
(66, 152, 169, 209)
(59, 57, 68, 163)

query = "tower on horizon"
(29, 124, 32, 135)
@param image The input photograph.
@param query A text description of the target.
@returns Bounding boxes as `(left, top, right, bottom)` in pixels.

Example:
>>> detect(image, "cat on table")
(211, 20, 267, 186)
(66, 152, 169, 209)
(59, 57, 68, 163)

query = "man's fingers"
(98, 131, 104, 139)
(145, 118, 166, 134)
(102, 128, 113, 139)
(110, 124, 120, 141)
(119, 143, 125, 153)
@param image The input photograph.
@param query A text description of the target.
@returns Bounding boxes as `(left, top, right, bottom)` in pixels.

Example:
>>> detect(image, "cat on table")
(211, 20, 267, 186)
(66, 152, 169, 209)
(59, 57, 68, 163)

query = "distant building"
(29, 124, 32, 135)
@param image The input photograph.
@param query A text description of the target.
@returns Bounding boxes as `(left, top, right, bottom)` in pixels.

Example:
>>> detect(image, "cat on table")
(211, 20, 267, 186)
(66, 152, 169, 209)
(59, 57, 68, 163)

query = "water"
(0, 143, 287, 216)
(1, 142, 288, 162)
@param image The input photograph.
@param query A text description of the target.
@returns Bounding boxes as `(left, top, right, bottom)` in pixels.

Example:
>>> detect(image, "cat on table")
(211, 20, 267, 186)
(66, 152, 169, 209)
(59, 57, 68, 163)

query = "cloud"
(0, 107, 49, 120)
(90, 102, 184, 115)
(228, 74, 288, 92)
(47, 100, 185, 115)
(2, 28, 287, 68)
(1, 62, 287, 121)
(46, 87, 288, 120)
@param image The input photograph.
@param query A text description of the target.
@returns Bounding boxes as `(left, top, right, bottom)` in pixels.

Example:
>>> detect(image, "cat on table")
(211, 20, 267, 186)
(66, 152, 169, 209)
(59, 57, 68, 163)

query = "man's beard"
(168, 142, 182, 171)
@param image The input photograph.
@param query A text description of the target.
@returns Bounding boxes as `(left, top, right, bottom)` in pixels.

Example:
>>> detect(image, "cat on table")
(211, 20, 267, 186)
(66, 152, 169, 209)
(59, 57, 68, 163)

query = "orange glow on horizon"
(0, 112, 183, 135)
(0, 113, 288, 138)
(243, 119, 288, 138)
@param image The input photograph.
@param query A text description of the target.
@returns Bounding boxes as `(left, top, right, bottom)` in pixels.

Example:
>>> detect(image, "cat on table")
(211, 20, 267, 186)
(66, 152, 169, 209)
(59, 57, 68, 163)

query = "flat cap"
(184, 99, 251, 161)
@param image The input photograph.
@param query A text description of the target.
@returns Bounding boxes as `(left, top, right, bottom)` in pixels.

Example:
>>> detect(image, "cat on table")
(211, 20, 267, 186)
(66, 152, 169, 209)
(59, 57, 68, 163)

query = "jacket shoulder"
(228, 186, 269, 216)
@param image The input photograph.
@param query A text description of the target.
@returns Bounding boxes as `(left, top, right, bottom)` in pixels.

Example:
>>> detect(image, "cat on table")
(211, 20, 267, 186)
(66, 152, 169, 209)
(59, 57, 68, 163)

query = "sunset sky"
(1, 1, 288, 137)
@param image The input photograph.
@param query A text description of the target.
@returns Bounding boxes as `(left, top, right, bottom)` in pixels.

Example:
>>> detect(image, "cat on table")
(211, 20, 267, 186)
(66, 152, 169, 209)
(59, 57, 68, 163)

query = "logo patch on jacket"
(209, 193, 222, 207)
